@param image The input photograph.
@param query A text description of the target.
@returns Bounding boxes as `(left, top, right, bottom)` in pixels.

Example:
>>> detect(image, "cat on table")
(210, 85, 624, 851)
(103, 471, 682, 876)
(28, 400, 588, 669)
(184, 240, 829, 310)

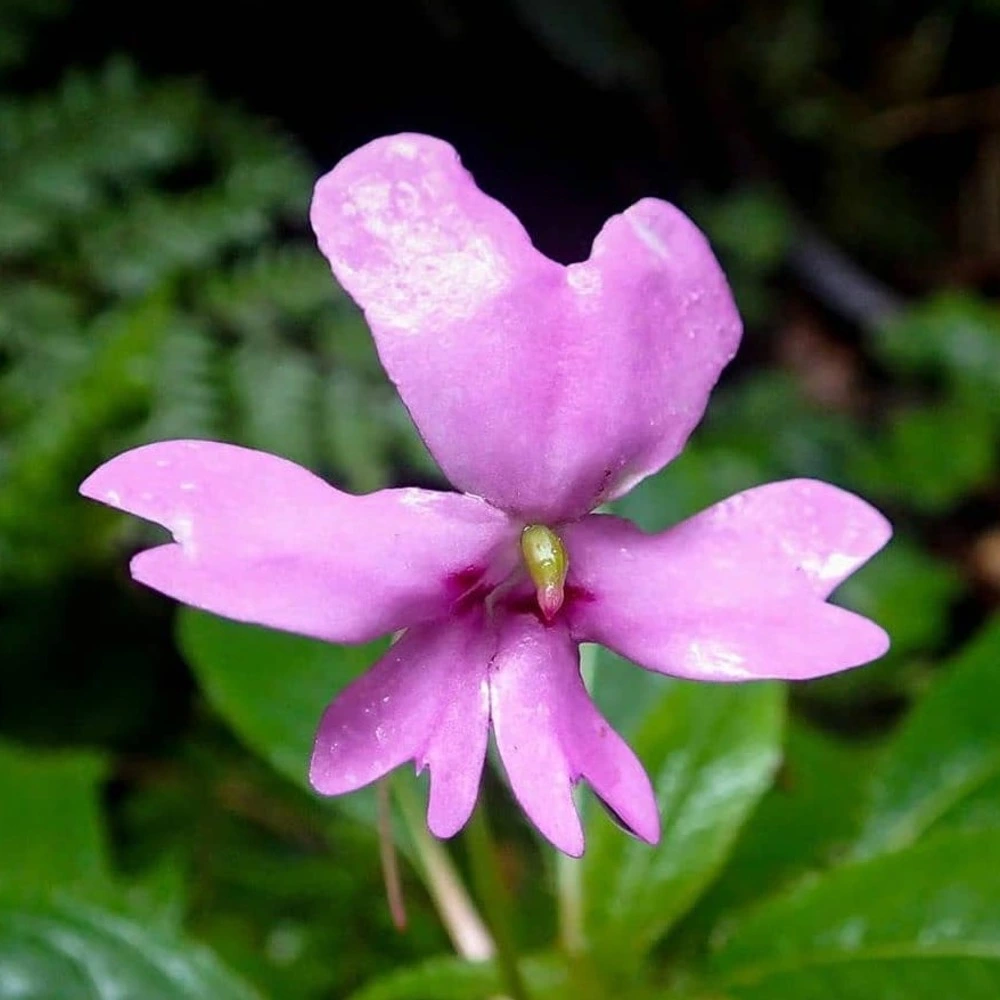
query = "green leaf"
(709, 828, 1000, 1000)
(697, 187, 792, 272)
(588, 645, 665, 738)
(852, 617, 1000, 859)
(0, 742, 110, 898)
(347, 953, 566, 1000)
(231, 343, 322, 470)
(849, 401, 997, 513)
(700, 372, 858, 485)
(178, 608, 383, 795)
(675, 723, 875, 952)
(0, 895, 262, 999)
(874, 292, 1000, 415)
(177, 609, 412, 841)
(611, 445, 768, 533)
(583, 675, 785, 965)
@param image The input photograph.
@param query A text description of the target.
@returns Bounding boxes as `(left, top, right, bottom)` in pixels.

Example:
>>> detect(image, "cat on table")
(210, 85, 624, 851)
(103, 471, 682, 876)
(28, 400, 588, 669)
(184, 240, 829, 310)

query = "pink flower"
(80, 134, 891, 856)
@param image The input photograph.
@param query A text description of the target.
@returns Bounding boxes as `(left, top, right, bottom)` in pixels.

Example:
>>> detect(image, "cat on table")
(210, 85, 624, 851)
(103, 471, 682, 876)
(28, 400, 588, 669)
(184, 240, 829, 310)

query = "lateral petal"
(564, 482, 891, 682)
(81, 440, 515, 644)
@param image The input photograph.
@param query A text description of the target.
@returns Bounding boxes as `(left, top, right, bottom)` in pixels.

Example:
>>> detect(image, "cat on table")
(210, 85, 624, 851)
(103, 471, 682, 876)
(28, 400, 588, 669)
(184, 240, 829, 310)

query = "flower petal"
(488, 614, 659, 856)
(564, 480, 891, 682)
(311, 134, 740, 521)
(80, 440, 515, 644)
(309, 611, 492, 838)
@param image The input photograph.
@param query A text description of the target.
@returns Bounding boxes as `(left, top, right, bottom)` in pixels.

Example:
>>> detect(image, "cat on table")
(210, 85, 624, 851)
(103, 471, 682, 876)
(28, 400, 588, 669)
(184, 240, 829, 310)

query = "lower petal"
(488, 614, 659, 857)
(309, 610, 492, 838)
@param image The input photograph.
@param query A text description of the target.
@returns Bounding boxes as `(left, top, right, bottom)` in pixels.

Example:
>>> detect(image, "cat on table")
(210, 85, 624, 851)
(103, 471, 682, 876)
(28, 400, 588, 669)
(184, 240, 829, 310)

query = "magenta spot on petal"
(446, 566, 485, 599)
(564, 583, 596, 606)
(500, 591, 547, 621)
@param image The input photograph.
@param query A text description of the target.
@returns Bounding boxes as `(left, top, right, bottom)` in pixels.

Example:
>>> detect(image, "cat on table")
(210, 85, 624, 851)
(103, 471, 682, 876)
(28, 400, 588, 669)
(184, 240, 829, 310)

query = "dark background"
(2, 1, 999, 997)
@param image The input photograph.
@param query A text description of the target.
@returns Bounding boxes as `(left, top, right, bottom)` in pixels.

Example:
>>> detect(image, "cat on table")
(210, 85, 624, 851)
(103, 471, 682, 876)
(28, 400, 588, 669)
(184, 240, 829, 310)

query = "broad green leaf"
(588, 645, 665, 738)
(348, 953, 566, 1000)
(848, 401, 997, 514)
(874, 292, 1000, 415)
(701, 372, 858, 484)
(178, 608, 383, 793)
(0, 742, 110, 898)
(583, 676, 785, 965)
(677, 722, 874, 948)
(710, 828, 1000, 1000)
(0, 895, 262, 999)
(611, 445, 767, 533)
(178, 608, 391, 832)
(852, 617, 1000, 859)
(698, 187, 792, 271)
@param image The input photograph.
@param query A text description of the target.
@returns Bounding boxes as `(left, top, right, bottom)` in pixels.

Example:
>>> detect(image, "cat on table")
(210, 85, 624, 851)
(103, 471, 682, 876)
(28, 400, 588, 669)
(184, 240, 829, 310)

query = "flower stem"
(556, 848, 585, 955)
(392, 776, 494, 961)
(465, 802, 532, 1000)
(376, 780, 407, 930)
(557, 643, 597, 955)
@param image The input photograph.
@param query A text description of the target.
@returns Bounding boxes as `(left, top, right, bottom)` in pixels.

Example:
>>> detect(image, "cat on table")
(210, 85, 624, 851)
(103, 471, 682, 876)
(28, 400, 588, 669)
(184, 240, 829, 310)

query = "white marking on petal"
(628, 214, 672, 259)
(389, 137, 420, 159)
(172, 515, 196, 555)
(179, 482, 197, 492)
(799, 551, 859, 583)
(104, 489, 121, 506)
(399, 489, 438, 509)
(566, 266, 602, 295)
(687, 640, 751, 680)
(353, 180, 391, 218)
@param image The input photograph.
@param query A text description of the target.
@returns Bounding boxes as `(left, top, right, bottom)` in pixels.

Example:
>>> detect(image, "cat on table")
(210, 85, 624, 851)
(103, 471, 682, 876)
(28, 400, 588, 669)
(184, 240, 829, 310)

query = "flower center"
(520, 524, 568, 621)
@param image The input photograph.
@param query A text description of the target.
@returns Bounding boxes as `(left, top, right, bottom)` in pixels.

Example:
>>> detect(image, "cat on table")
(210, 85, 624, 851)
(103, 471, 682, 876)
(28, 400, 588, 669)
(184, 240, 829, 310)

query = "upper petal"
(80, 440, 516, 644)
(488, 613, 659, 857)
(310, 610, 492, 838)
(311, 134, 741, 521)
(564, 480, 892, 682)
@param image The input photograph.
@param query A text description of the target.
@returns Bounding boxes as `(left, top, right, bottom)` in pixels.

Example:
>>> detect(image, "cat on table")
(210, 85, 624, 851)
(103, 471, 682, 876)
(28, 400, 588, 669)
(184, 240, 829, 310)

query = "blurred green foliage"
(2, 1, 1000, 998)
(0, 59, 431, 587)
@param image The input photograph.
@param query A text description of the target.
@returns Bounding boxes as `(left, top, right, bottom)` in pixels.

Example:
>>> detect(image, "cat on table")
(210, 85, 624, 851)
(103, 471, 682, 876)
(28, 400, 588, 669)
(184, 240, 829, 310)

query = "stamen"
(520, 524, 569, 620)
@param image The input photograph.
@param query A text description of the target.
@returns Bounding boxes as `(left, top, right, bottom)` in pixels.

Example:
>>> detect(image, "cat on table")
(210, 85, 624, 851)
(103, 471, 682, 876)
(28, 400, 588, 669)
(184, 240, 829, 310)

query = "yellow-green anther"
(520, 524, 569, 620)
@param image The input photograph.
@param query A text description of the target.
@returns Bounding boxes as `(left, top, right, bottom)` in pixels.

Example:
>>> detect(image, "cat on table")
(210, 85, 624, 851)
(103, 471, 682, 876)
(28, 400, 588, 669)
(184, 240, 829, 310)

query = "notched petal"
(310, 611, 492, 837)
(312, 134, 740, 520)
(564, 482, 892, 683)
(80, 439, 514, 644)
(488, 614, 658, 856)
